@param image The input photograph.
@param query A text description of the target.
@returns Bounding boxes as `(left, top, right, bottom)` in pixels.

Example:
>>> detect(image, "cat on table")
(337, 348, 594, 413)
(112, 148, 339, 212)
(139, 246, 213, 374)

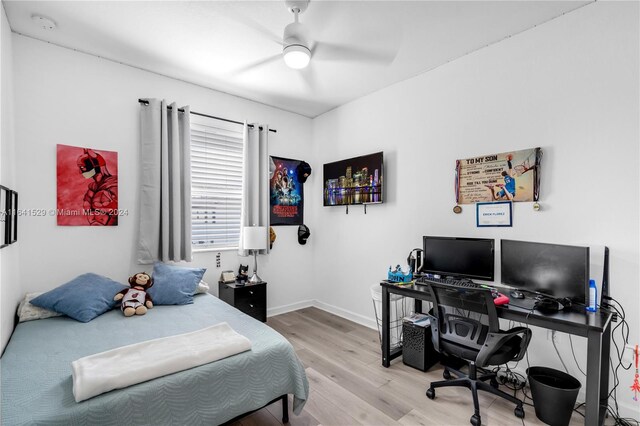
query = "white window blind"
(190, 116, 244, 250)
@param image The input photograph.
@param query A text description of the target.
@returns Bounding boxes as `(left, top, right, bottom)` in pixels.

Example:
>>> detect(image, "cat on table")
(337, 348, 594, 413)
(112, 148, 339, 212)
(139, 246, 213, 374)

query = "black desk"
(380, 281, 612, 426)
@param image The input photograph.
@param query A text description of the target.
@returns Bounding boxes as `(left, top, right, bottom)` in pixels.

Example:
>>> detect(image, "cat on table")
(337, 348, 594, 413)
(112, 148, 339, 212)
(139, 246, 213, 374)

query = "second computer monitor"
(501, 239, 589, 304)
(422, 236, 495, 281)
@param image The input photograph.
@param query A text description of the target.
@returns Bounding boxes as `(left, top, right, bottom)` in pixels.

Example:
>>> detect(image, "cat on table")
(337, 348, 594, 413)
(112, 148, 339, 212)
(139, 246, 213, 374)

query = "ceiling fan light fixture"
(283, 44, 311, 69)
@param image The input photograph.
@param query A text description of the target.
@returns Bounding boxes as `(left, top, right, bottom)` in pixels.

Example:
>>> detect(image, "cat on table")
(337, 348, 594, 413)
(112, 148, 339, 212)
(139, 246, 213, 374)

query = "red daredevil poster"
(57, 144, 118, 226)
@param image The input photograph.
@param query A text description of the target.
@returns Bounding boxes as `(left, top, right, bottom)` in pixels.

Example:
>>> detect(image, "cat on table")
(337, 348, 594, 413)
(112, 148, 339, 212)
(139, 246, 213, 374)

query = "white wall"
(312, 1, 639, 417)
(11, 35, 315, 317)
(0, 3, 20, 353)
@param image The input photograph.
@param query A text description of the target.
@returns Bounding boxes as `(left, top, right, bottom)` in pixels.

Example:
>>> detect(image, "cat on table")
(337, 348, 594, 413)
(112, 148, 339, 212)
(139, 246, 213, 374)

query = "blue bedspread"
(1, 294, 308, 425)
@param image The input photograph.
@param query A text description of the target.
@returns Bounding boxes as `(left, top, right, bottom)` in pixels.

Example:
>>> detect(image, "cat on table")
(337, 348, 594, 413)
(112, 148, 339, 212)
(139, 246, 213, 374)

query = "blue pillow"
(31, 273, 127, 323)
(149, 262, 206, 305)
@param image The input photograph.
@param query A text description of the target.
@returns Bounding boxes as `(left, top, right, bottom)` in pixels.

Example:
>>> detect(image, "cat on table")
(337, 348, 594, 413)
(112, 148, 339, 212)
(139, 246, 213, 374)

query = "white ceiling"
(4, 1, 590, 118)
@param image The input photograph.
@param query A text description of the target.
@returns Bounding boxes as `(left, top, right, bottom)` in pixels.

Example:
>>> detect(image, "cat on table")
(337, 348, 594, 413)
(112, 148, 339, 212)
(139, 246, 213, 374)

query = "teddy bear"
(114, 272, 154, 317)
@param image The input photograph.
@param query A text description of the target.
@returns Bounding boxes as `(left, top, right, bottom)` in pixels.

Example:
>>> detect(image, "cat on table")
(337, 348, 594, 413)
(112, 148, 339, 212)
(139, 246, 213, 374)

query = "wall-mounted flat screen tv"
(323, 152, 383, 206)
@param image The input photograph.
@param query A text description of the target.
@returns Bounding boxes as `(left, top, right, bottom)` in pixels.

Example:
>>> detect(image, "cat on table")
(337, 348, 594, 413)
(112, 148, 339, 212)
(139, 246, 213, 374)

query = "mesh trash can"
(371, 284, 412, 350)
(527, 367, 582, 426)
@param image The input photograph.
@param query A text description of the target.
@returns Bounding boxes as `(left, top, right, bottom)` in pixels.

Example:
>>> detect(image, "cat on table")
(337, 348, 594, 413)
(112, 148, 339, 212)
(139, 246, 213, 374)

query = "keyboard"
(416, 276, 481, 288)
(416, 276, 510, 306)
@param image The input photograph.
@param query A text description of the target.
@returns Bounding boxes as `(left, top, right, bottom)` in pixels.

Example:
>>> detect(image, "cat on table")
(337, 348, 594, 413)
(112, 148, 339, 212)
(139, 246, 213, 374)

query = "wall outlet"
(623, 344, 636, 364)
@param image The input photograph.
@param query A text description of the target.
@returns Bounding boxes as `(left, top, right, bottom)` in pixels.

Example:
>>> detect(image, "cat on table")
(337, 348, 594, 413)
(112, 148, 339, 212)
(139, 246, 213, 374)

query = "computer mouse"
(510, 290, 525, 299)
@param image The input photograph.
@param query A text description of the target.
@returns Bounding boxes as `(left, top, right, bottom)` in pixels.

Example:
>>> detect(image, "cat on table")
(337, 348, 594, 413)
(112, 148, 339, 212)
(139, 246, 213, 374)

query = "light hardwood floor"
(230, 307, 586, 426)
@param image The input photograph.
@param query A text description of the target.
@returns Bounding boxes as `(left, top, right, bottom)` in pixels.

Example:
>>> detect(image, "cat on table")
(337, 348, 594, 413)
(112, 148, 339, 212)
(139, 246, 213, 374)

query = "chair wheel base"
(490, 378, 500, 389)
(426, 388, 435, 399)
(470, 414, 481, 426)
(514, 405, 525, 419)
(443, 370, 452, 380)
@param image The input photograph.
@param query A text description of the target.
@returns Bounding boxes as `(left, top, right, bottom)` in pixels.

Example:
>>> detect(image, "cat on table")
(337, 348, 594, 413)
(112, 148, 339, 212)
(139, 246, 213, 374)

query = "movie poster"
(57, 144, 119, 226)
(455, 148, 542, 204)
(270, 156, 303, 226)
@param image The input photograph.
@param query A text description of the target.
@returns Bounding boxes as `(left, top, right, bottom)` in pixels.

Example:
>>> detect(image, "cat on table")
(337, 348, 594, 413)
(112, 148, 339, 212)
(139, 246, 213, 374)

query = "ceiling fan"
(231, 0, 396, 75)
(282, 0, 312, 69)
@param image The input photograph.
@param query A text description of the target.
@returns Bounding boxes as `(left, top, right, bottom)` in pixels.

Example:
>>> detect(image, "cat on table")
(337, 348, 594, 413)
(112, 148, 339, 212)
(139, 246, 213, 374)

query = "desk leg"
(599, 320, 611, 423)
(415, 298, 422, 314)
(586, 328, 603, 426)
(382, 286, 391, 367)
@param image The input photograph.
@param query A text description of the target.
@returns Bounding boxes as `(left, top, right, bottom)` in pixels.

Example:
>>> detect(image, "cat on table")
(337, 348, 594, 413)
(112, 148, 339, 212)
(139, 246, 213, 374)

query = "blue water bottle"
(586, 279, 597, 312)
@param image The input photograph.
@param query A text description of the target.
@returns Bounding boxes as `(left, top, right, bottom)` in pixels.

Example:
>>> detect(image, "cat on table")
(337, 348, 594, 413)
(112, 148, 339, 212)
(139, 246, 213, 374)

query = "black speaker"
(402, 322, 438, 371)
(602, 246, 610, 299)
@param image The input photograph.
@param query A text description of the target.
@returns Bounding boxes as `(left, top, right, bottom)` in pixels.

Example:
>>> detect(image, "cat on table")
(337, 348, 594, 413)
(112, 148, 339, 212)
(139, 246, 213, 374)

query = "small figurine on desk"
(237, 264, 249, 284)
(388, 264, 413, 283)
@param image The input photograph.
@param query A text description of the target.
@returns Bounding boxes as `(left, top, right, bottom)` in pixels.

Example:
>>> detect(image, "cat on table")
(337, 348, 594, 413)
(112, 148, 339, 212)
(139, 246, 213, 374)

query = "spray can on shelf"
(586, 279, 597, 312)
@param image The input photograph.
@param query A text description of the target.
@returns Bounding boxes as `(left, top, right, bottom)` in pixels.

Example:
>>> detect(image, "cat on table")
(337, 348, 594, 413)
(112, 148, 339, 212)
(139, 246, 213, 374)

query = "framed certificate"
(476, 201, 512, 227)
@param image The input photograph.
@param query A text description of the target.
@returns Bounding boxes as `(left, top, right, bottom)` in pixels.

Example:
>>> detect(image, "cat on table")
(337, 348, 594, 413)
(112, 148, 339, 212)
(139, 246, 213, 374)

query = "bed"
(1, 293, 308, 425)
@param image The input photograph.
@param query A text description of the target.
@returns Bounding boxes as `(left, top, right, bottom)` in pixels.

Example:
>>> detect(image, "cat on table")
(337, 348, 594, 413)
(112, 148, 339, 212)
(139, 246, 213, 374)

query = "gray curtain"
(238, 123, 270, 256)
(137, 99, 192, 263)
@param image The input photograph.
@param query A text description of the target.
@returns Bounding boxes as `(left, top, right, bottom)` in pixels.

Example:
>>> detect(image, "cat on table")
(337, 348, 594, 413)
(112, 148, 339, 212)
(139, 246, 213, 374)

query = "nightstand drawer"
(236, 296, 265, 311)
(235, 285, 266, 303)
(236, 299, 266, 318)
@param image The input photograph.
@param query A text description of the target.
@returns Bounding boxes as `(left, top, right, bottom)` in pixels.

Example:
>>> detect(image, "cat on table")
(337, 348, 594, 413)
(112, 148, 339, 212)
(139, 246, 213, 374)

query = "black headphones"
(534, 297, 560, 313)
(534, 296, 573, 313)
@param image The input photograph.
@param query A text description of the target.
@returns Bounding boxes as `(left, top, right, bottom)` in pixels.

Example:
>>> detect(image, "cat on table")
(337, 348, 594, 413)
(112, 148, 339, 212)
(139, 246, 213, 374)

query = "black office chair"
(424, 282, 532, 426)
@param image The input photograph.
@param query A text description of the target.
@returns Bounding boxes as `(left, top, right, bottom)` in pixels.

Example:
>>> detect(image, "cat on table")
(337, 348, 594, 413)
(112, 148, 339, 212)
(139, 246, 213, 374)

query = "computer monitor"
(422, 236, 495, 281)
(501, 239, 589, 304)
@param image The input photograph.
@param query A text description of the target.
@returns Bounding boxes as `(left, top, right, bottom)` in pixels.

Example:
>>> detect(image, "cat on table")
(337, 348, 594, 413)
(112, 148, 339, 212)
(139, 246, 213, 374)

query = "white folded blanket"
(71, 322, 252, 402)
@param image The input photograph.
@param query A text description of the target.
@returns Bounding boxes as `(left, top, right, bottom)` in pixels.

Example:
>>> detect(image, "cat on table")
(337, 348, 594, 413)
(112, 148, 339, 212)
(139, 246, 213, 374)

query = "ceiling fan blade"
(313, 41, 396, 65)
(224, 9, 283, 47)
(231, 54, 282, 76)
(299, 66, 317, 91)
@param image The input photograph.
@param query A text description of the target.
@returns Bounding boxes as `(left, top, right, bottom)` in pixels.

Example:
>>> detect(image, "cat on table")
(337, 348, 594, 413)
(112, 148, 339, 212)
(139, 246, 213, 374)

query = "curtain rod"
(138, 99, 277, 133)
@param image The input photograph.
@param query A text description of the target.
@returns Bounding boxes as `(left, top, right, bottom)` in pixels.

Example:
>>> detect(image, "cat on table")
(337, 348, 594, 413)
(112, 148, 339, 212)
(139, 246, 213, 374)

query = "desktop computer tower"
(402, 322, 438, 371)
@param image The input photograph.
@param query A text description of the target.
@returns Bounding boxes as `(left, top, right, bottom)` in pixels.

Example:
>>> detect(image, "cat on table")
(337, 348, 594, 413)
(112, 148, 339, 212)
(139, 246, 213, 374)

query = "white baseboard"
(267, 299, 378, 330)
(267, 300, 315, 317)
(311, 300, 378, 330)
(617, 400, 639, 420)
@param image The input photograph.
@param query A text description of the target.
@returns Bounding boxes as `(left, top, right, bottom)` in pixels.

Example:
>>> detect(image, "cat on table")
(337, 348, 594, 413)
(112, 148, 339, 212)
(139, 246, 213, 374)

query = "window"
(190, 116, 244, 250)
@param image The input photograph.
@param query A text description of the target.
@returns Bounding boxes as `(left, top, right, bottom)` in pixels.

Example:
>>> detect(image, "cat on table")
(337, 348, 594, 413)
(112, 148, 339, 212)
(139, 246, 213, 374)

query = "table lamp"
(243, 226, 267, 283)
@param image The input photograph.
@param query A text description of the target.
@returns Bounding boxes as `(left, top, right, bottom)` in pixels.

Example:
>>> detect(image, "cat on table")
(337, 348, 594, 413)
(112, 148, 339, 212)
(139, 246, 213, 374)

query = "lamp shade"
(243, 226, 268, 250)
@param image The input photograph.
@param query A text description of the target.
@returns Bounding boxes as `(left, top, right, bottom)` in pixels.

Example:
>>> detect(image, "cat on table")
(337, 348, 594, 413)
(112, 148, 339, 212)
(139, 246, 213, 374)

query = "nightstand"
(218, 281, 267, 322)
